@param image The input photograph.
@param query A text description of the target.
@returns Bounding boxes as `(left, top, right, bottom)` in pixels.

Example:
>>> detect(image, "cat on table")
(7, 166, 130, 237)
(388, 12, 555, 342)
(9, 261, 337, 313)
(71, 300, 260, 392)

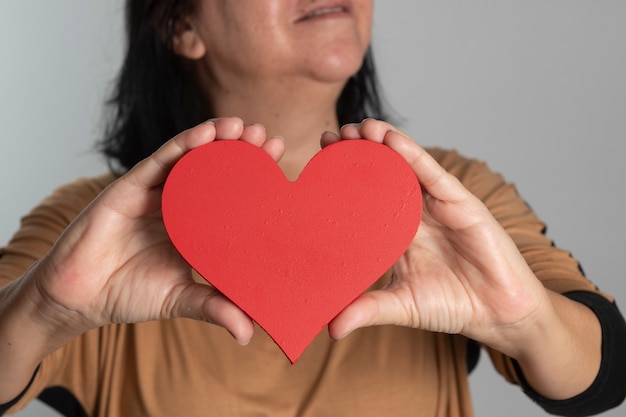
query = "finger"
(172, 282, 255, 345)
(354, 118, 398, 143)
(260, 136, 285, 162)
(382, 130, 465, 203)
(328, 290, 407, 340)
(339, 123, 362, 140)
(240, 123, 267, 147)
(340, 119, 400, 142)
(123, 121, 218, 191)
(320, 131, 339, 148)
(213, 117, 245, 140)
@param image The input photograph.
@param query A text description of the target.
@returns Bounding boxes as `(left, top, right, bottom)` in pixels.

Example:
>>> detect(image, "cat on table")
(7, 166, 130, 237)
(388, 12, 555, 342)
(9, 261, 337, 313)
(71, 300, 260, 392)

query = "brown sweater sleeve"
(0, 174, 116, 414)
(428, 147, 609, 384)
(0, 174, 116, 287)
(1, 153, 619, 415)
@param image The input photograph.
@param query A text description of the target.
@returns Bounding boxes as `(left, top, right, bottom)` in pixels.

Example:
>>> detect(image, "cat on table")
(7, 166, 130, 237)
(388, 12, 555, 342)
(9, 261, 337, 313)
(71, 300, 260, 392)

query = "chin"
(304, 47, 367, 83)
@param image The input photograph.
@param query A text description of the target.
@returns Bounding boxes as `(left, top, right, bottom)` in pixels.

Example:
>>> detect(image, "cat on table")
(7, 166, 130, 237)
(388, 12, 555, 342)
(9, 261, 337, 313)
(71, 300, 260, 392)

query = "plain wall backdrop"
(1, 1, 624, 416)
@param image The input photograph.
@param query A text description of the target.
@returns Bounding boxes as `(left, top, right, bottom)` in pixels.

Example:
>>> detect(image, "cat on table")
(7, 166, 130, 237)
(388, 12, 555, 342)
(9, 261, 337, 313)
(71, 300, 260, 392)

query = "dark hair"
(99, 0, 389, 172)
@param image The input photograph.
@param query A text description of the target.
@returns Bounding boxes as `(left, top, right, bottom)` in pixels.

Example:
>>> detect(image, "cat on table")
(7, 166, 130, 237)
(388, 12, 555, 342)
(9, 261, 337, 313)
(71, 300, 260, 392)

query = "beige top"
(1, 148, 605, 416)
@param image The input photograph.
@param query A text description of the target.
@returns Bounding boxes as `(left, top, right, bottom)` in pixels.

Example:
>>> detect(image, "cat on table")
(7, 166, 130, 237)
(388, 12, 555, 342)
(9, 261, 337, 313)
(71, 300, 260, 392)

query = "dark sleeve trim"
(466, 338, 481, 374)
(38, 386, 89, 417)
(0, 365, 39, 416)
(513, 291, 626, 416)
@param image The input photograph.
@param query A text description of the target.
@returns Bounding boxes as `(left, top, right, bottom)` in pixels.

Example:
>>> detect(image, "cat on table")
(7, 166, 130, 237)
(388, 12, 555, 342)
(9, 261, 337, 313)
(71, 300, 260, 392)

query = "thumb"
(328, 291, 385, 340)
(171, 282, 255, 345)
(328, 289, 417, 340)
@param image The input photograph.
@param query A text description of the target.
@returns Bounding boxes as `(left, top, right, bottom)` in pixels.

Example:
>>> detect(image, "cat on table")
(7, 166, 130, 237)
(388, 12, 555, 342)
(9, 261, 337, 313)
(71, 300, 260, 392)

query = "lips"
(296, 2, 351, 22)
(304, 6, 346, 18)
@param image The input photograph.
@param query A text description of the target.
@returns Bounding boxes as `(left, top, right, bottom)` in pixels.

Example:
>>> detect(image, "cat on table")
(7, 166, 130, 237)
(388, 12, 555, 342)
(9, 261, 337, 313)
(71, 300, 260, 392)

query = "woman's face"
(188, 0, 373, 86)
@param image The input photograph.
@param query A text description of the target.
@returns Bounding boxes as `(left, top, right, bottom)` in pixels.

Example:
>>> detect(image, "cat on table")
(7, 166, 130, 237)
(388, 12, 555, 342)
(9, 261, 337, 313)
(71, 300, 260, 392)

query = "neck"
(200, 71, 345, 180)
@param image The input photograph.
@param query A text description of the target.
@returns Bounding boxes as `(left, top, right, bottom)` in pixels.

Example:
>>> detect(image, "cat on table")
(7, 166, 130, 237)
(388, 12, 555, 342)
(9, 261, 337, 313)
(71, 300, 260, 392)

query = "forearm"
(501, 290, 602, 400)
(0, 266, 81, 404)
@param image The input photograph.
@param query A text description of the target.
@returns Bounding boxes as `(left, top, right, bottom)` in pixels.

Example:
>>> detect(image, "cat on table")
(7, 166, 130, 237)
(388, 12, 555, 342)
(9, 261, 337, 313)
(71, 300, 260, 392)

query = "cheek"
(355, 0, 374, 48)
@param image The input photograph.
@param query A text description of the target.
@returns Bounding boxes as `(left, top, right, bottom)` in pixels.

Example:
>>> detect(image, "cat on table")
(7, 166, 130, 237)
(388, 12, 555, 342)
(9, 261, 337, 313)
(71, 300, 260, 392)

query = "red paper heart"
(162, 139, 421, 362)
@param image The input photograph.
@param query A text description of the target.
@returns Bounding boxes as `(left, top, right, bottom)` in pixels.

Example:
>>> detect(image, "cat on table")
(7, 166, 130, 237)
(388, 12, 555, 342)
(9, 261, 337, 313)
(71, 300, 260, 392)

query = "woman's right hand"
(26, 117, 284, 344)
(0, 117, 284, 403)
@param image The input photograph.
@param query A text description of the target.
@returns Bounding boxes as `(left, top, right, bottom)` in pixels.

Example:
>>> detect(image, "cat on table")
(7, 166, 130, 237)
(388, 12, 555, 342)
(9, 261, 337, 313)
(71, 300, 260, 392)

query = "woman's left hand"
(323, 119, 556, 357)
(324, 119, 602, 400)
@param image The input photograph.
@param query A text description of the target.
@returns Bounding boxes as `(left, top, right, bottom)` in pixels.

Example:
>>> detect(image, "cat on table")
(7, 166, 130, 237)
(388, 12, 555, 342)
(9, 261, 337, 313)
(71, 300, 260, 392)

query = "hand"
(323, 119, 551, 354)
(30, 118, 284, 344)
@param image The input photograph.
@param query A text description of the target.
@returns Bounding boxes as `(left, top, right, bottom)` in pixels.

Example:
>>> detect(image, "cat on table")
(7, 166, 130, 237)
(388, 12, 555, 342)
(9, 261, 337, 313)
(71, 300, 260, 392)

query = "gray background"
(1, 1, 624, 416)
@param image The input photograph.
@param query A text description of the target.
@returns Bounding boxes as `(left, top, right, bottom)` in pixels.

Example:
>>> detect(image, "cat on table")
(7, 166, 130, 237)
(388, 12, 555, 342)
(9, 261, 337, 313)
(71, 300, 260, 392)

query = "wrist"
(494, 291, 602, 400)
(21, 260, 92, 345)
(0, 263, 87, 403)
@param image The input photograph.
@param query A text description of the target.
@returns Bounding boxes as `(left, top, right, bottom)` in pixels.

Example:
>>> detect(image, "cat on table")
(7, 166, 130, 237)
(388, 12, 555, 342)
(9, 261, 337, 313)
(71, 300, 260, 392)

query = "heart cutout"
(162, 139, 422, 362)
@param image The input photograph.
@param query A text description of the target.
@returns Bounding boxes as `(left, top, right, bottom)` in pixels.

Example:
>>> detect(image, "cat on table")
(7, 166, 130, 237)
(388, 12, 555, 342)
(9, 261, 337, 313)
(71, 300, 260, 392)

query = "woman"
(1, 1, 625, 416)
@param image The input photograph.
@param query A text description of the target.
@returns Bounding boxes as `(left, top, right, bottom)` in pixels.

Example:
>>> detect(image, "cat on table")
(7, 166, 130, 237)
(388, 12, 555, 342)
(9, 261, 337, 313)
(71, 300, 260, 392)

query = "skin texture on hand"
(323, 120, 546, 343)
(0, 117, 601, 404)
(323, 119, 601, 400)
(0, 118, 285, 403)
(35, 119, 285, 337)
